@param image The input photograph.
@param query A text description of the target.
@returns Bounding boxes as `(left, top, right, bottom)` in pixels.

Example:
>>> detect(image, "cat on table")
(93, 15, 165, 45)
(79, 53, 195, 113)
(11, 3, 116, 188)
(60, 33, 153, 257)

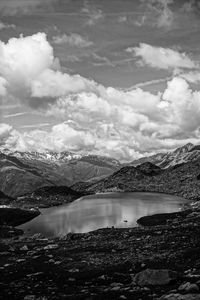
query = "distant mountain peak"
(130, 142, 200, 169)
(173, 143, 194, 155)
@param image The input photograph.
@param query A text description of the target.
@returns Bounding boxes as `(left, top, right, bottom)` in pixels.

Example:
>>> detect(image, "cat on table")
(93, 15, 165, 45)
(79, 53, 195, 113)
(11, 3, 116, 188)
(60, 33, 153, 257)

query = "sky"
(1, 0, 200, 161)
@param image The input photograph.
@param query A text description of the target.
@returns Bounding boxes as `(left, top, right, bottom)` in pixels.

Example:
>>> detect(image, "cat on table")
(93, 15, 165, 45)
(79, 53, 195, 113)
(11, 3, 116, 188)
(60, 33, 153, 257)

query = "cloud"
(81, 1, 104, 26)
(0, 21, 15, 30)
(129, 43, 198, 70)
(0, 32, 54, 98)
(0, 0, 58, 16)
(0, 32, 98, 101)
(31, 69, 98, 98)
(181, 0, 200, 13)
(19, 123, 50, 129)
(180, 71, 200, 83)
(162, 77, 200, 132)
(1, 123, 95, 153)
(1, 32, 200, 161)
(52, 33, 93, 48)
(3, 112, 28, 119)
(0, 123, 13, 140)
(0, 77, 7, 96)
(128, 77, 171, 89)
(135, 0, 174, 29)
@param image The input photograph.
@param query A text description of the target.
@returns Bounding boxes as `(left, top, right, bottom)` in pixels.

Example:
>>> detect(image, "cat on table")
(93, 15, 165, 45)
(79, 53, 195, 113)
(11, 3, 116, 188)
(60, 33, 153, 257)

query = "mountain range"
(0, 149, 121, 197)
(130, 143, 197, 168)
(1, 142, 200, 199)
(75, 160, 200, 201)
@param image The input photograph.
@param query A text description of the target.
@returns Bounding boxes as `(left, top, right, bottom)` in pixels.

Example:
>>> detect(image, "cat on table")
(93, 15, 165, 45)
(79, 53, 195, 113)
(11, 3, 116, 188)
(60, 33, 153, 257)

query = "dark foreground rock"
(133, 269, 177, 286)
(137, 210, 192, 226)
(0, 225, 23, 238)
(1, 210, 200, 299)
(0, 207, 40, 226)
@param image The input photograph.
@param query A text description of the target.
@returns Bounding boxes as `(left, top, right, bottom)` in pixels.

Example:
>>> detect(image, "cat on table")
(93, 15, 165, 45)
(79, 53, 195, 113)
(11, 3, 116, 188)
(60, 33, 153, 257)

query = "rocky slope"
(14, 186, 84, 208)
(130, 143, 200, 169)
(74, 161, 200, 201)
(1, 207, 200, 299)
(0, 150, 121, 197)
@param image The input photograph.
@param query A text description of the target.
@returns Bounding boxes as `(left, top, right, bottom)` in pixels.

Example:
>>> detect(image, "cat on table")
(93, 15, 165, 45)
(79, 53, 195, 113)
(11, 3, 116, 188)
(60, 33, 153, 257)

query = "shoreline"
(0, 190, 190, 238)
(1, 206, 200, 299)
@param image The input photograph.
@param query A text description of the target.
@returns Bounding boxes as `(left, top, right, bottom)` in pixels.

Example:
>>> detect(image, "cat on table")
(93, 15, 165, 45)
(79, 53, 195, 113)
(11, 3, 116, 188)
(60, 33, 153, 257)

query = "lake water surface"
(19, 192, 185, 237)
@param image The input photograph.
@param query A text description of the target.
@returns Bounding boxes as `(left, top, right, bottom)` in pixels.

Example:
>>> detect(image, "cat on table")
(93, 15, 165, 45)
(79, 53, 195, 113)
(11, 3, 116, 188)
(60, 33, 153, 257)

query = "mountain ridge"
(0, 150, 121, 197)
(73, 159, 200, 201)
(130, 143, 200, 169)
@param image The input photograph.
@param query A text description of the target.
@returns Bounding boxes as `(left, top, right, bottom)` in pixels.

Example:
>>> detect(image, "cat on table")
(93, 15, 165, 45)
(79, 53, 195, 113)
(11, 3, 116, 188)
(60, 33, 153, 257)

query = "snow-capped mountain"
(1, 149, 82, 163)
(131, 143, 199, 168)
(0, 149, 121, 197)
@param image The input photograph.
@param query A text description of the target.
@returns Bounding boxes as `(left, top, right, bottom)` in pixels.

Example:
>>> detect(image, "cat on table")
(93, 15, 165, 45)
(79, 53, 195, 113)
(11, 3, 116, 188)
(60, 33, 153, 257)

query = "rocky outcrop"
(134, 269, 176, 286)
(135, 162, 162, 176)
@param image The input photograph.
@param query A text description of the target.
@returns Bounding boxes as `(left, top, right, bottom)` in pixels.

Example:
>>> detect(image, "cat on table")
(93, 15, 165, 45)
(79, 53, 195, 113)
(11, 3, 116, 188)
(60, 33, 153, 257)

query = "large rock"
(134, 269, 176, 286)
(178, 282, 199, 292)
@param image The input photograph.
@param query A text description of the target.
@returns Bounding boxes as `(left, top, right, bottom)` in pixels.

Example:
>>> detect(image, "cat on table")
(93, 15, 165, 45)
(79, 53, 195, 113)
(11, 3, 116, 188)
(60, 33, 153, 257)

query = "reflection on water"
(19, 192, 185, 237)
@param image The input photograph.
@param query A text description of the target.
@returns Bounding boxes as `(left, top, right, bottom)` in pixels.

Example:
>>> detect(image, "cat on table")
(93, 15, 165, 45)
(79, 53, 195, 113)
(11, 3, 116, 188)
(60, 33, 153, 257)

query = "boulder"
(178, 282, 199, 292)
(134, 269, 176, 286)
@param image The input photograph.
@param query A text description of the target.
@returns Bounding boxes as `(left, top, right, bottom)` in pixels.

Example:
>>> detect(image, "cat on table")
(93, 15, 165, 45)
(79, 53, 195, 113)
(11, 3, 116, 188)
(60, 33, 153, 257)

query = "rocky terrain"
(74, 160, 200, 201)
(0, 150, 121, 197)
(130, 143, 200, 169)
(1, 143, 200, 198)
(1, 206, 200, 299)
(1, 144, 200, 299)
(14, 186, 84, 209)
(0, 185, 84, 209)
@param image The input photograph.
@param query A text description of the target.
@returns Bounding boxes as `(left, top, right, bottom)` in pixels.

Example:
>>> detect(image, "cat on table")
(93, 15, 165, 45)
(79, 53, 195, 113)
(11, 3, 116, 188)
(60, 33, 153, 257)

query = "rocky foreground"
(1, 204, 200, 299)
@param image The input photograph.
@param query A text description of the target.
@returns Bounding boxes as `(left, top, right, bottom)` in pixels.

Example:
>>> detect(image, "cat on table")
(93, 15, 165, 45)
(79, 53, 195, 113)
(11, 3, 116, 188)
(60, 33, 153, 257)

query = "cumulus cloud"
(31, 69, 97, 98)
(52, 33, 93, 47)
(1, 32, 200, 161)
(1, 123, 95, 153)
(0, 123, 12, 140)
(0, 32, 54, 98)
(0, 32, 99, 101)
(180, 71, 200, 83)
(129, 43, 198, 70)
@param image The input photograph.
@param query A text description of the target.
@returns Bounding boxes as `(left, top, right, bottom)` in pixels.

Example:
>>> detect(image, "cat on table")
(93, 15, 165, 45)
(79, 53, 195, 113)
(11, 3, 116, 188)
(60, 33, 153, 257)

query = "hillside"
(130, 143, 199, 169)
(75, 160, 200, 201)
(10, 186, 84, 208)
(0, 150, 121, 197)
